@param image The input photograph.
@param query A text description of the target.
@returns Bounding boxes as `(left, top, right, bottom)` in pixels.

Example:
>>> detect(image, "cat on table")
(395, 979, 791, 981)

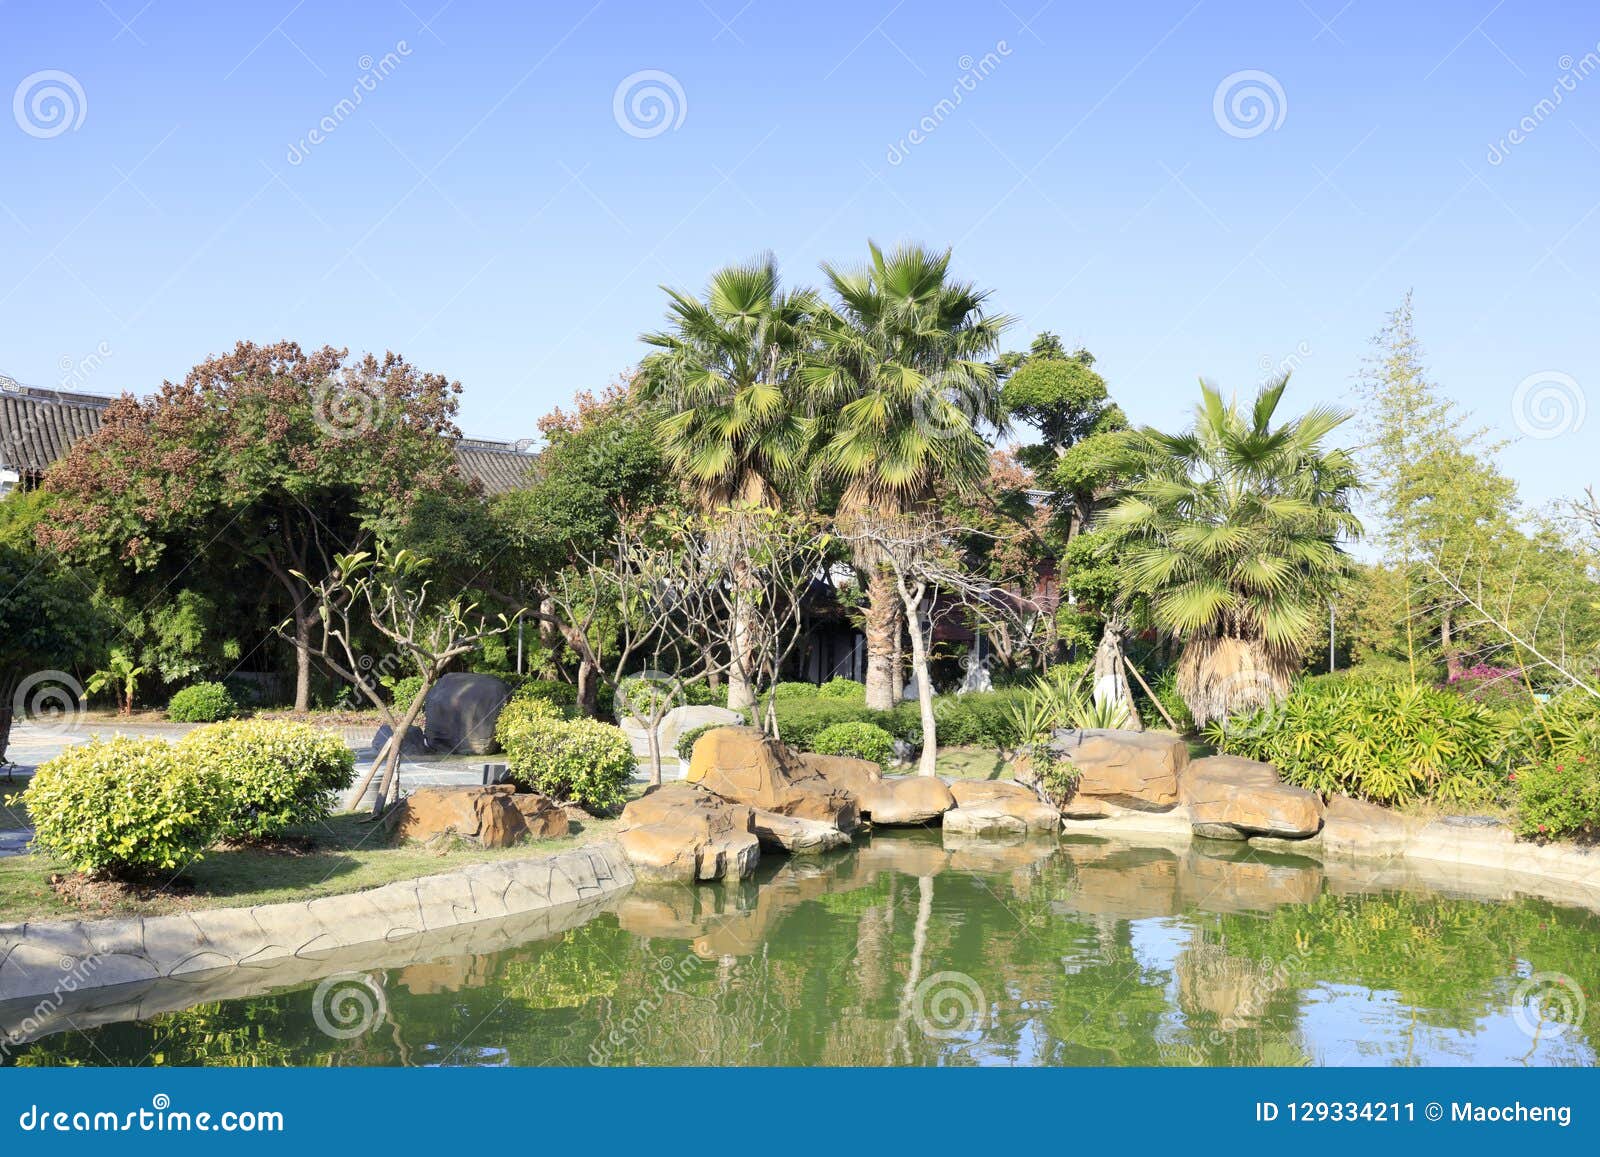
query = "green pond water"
(5, 832, 1598, 1067)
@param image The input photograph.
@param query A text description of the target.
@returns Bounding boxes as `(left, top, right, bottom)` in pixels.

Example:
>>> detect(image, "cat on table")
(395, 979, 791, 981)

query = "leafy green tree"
(1354, 294, 1519, 682)
(805, 242, 1012, 708)
(0, 496, 100, 760)
(1099, 377, 1361, 725)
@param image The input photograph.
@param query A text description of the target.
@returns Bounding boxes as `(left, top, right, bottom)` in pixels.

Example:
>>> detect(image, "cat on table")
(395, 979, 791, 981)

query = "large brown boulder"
(1320, 793, 1413, 855)
(943, 779, 1060, 838)
(510, 793, 570, 839)
(397, 784, 533, 848)
(687, 727, 858, 831)
(616, 783, 761, 883)
(794, 751, 883, 798)
(749, 808, 852, 854)
(1049, 729, 1189, 809)
(1181, 755, 1324, 840)
(856, 776, 955, 825)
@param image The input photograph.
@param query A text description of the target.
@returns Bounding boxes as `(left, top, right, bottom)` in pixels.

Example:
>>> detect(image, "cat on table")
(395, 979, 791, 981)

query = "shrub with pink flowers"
(1512, 754, 1600, 840)
(1445, 664, 1529, 707)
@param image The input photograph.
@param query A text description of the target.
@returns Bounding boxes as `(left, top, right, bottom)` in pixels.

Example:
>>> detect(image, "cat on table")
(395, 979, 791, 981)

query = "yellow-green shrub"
(497, 701, 632, 812)
(179, 720, 354, 841)
(17, 737, 221, 876)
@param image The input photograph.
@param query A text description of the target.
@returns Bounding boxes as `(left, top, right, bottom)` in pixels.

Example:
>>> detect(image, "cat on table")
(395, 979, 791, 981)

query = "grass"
(0, 809, 621, 925)
(933, 745, 1017, 781)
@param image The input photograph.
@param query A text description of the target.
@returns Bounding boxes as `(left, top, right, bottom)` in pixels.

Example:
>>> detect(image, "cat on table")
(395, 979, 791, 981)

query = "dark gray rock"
(423, 673, 513, 755)
(372, 723, 428, 757)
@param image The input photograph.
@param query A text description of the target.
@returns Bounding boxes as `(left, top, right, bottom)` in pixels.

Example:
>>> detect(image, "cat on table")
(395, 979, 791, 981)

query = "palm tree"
(636, 254, 817, 710)
(1098, 377, 1361, 726)
(805, 242, 1012, 709)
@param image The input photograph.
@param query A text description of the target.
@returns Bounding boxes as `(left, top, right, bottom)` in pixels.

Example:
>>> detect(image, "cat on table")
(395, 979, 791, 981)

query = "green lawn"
(933, 746, 1017, 780)
(0, 811, 619, 925)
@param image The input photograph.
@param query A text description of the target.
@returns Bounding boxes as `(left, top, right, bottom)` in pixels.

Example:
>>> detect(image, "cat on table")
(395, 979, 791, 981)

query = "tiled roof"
(0, 380, 111, 476)
(0, 377, 534, 493)
(453, 437, 535, 495)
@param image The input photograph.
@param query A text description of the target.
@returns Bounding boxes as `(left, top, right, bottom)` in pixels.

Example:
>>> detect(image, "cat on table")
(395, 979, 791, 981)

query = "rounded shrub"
(810, 721, 896, 769)
(817, 678, 866, 701)
(1512, 754, 1600, 840)
(19, 737, 221, 876)
(497, 701, 632, 813)
(771, 681, 819, 700)
(179, 720, 355, 841)
(167, 681, 238, 723)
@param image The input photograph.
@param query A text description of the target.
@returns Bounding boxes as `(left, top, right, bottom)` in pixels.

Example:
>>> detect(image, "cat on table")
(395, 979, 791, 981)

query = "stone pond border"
(1061, 805, 1600, 913)
(0, 841, 634, 1009)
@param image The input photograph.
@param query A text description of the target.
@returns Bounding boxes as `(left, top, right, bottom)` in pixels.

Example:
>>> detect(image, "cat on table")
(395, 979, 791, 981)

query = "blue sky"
(3, 0, 1595, 512)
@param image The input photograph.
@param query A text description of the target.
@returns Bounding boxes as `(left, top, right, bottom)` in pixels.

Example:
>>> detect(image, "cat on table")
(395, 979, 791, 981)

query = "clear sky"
(3, 0, 1595, 512)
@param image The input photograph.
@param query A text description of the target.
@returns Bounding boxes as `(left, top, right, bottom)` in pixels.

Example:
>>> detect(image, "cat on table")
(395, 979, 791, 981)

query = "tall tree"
(805, 241, 1012, 709)
(37, 341, 464, 712)
(1354, 294, 1520, 682)
(1100, 378, 1361, 725)
(636, 255, 817, 710)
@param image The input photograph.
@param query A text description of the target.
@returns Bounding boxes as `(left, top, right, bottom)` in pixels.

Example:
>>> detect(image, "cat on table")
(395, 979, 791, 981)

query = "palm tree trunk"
(862, 567, 900, 711)
(1176, 636, 1296, 727)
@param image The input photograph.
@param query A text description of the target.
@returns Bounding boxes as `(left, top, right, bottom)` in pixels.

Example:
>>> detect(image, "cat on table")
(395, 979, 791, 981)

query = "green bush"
(817, 677, 866, 701)
(1512, 754, 1600, 840)
(497, 703, 633, 812)
(166, 681, 238, 723)
(16, 737, 221, 876)
(810, 721, 895, 768)
(179, 720, 355, 841)
(770, 681, 819, 700)
(513, 678, 578, 709)
(771, 689, 1024, 752)
(1206, 676, 1501, 806)
(384, 674, 425, 713)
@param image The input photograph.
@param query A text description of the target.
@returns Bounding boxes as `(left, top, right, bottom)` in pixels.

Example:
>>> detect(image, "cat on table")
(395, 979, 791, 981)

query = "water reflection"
(5, 832, 1597, 1067)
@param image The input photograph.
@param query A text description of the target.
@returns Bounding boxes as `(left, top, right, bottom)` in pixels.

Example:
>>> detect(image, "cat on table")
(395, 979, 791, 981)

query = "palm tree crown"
(636, 254, 818, 506)
(1101, 376, 1361, 661)
(804, 241, 1012, 510)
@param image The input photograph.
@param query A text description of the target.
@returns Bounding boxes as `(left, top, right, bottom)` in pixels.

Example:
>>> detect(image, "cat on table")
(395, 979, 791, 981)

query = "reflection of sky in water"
(8, 833, 1599, 1068)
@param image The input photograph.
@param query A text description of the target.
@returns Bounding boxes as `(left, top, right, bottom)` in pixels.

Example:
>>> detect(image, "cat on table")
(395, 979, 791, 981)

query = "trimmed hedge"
(166, 681, 238, 723)
(179, 720, 354, 841)
(17, 737, 221, 876)
(773, 689, 1025, 752)
(811, 721, 895, 768)
(817, 678, 866, 701)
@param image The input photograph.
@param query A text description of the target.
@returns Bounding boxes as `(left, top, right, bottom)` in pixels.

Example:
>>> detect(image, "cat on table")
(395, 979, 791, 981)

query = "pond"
(5, 832, 1598, 1067)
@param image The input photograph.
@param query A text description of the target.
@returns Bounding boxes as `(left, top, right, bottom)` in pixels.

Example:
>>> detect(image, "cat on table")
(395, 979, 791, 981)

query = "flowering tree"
(38, 340, 465, 712)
